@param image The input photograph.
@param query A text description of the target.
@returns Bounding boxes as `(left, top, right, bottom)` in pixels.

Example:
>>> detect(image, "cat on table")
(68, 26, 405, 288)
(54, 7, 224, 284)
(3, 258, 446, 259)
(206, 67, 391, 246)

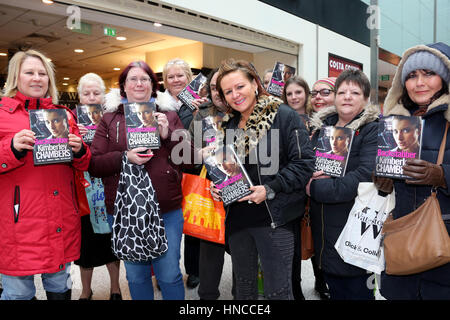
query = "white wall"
(161, 0, 370, 86)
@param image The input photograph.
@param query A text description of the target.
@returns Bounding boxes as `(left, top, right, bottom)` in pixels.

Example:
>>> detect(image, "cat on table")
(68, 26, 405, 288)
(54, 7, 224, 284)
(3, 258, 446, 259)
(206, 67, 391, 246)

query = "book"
(202, 114, 224, 147)
(29, 109, 73, 165)
(314, 126, 354, 177)
(124, 102, 160, 149)
(266, 61, 296, 97)
(177, 73, 208, 111)
(76, 104, 103, 144)
(204, 144, 253, 206)
(375, 115, 423, 179)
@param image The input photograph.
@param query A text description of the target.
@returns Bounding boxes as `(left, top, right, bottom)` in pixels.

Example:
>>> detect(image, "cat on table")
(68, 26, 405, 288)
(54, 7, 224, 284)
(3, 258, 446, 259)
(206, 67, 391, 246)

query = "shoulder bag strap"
(437, 122, 449, 166)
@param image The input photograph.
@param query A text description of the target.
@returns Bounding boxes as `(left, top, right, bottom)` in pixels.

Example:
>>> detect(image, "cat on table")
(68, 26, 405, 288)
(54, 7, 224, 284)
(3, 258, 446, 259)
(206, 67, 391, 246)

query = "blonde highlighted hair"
(162, 58, 193, 91)
(3, 49, 58, 104)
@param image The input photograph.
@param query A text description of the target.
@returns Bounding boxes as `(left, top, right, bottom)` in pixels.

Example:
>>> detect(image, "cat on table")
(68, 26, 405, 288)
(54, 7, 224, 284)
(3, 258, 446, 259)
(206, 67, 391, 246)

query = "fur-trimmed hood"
(103, 88, 181, 113)
(309, 104, 380, 132)
(383, 42, 450, 121)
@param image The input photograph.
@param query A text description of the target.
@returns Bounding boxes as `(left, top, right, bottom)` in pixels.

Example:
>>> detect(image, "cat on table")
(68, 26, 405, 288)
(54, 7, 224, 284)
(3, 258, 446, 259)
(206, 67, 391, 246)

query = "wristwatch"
(263, 184, 275, 200)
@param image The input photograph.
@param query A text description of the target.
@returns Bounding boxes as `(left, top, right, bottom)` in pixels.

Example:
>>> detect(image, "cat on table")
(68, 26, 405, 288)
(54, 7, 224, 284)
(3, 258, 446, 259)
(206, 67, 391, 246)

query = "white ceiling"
(0, 2, 202, 87)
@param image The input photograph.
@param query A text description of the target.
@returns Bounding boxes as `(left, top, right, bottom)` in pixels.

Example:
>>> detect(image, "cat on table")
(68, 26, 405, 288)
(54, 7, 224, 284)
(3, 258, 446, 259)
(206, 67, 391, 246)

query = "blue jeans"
(123, 208, 185, 300)
(0, 263, 72, 300)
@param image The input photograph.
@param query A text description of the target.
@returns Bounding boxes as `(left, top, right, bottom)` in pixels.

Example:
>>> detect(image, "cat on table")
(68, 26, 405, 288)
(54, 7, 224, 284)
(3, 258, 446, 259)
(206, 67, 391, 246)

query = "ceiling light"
(63, 77, 70, 80)
(113, 67, 120, 71)
(74, 49, 84, 53)
(0, 53, 7, 57)
(62, 83, 68, 86)
(153, 22, 162, 27)
(42, 0, 54, 4)
(116, 36, 127, 41)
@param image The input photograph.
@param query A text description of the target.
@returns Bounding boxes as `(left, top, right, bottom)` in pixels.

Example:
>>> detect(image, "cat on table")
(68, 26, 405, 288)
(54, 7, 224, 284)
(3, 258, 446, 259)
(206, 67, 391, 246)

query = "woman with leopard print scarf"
(209, 59, 314, 300)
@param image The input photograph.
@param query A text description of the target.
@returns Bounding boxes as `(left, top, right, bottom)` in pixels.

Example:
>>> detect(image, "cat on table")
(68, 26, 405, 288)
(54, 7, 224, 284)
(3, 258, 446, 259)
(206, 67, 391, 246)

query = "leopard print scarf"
(218, 95, 282, 159)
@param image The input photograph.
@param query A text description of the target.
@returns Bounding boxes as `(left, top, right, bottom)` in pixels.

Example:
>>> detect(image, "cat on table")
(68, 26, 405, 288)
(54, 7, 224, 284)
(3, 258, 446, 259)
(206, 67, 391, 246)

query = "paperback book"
(177, 73, 208, 111)
(204, 144, 253, 206)
(375, 115, 423, 179)
(266, 61, 296, 97)
(202, 114, 223, 147)
(124, 102, 160, 149)
(314, 126, 354, 178)
(76, 104, 103, 144)
(29, 109, 73, 165)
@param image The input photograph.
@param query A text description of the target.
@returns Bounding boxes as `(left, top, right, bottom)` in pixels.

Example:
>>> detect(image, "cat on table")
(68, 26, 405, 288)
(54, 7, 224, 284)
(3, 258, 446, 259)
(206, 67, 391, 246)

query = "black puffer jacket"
(220, 96, 314, 228)
(309, 104, 379, 276)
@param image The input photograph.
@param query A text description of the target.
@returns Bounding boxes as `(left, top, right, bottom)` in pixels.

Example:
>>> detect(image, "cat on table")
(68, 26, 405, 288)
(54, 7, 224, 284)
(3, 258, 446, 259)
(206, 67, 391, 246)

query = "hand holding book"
(126, 147, 154, 165)
(403, 159, 446, 187)
(13, 129, 35, 152)
(238, 185, 266, 204)
(154, 112, 169, 139)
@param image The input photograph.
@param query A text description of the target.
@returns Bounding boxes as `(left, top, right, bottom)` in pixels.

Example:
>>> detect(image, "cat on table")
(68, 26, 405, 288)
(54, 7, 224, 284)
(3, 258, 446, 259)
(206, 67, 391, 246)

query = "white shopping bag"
(334, 182, 395, 274)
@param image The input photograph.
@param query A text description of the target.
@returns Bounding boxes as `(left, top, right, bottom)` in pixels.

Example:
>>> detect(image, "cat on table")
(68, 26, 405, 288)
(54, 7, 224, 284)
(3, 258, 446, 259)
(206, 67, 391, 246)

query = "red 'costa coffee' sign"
(328, 53, 363, 77)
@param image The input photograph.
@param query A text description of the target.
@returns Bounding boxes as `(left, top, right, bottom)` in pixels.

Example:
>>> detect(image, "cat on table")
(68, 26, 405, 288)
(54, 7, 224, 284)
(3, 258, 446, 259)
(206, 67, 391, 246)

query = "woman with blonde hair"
(0, 49, 91, 300)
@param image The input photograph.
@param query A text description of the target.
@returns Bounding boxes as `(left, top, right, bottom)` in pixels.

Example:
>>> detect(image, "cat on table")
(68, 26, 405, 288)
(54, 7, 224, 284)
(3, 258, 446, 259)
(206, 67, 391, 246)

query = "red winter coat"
(0, 92, 91, 276)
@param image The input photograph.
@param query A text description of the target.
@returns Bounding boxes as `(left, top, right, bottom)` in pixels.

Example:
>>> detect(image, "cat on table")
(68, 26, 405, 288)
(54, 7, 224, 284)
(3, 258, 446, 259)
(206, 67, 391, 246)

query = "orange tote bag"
(181, 166, 226, 244)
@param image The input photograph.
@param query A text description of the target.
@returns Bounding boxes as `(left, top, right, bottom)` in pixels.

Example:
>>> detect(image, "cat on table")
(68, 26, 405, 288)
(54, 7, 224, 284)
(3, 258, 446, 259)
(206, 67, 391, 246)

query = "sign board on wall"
(328, 53, 363, 78)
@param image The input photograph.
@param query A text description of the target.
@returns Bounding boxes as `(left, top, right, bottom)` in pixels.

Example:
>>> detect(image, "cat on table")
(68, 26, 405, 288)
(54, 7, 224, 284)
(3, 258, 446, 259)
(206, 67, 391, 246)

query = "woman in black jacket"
(307, 69, 379, 300)
(374, 42, 450, 300)
(211, 59, 314, 299)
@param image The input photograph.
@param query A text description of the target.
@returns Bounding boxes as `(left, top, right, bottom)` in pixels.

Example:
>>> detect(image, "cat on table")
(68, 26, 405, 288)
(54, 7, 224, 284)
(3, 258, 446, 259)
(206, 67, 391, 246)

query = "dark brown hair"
(118, 61, 159, 99)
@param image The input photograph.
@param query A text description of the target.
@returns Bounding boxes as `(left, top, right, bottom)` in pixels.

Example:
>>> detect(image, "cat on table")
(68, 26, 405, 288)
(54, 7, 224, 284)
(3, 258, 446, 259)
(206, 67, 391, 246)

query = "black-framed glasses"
(311, 89, 334, 97)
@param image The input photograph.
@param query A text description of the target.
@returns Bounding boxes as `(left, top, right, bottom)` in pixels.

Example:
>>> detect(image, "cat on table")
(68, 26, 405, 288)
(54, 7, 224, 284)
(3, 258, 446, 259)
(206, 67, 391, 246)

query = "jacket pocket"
(70, 181, 79, 214)
(13, 185, 20, 223)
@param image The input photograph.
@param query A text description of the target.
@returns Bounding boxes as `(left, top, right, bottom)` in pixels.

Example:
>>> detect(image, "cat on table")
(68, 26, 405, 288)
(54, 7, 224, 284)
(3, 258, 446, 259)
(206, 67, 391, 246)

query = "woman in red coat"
(0, 50, 91, 300)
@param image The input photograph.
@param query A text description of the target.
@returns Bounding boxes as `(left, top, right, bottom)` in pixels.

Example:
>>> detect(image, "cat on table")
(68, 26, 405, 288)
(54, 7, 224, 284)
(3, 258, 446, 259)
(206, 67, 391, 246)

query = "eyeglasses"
(127, 77, 151, 85)
(311, 89, 334, 97)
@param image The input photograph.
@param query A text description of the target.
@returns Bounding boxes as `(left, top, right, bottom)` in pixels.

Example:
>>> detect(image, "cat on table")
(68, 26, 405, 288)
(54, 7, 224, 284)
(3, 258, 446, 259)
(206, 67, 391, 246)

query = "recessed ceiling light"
(153, 22, 162, 27)
(63, 77, 70, 80)
(116, 36, 127, 41)
(74, 49, 84, 53)
(113, 67, 120, 71)
(62, 83, 68, 86)
(0, 53, 7, 56)
(42, 0, 54, 4)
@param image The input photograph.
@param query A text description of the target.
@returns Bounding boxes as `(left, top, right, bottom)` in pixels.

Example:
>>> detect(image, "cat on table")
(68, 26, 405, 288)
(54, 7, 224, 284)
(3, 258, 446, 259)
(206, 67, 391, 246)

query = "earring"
(255, 89, 259, 96)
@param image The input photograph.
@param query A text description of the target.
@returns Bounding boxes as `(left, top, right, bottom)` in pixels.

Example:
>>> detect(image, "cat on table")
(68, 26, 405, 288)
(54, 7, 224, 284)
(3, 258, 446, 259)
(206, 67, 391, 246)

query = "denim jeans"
(123, 208, 185, 300)
(0, 263, 72, 300)
(228, 223, 294, 300)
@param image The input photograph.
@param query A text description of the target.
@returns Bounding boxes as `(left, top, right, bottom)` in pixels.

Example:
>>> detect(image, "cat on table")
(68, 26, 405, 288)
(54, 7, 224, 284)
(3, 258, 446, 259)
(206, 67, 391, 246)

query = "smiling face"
(392, 118, 420, 153)
(285, 82, 306, 114)
(220, 70, 258, 119)
(45, 111, 68, 138)
(405, 69, 443, 106)
(124, 67, 152, 102)
(17, 56, 49, 99)
(335, 81, 367, 121)
(166, 65, 189, 98)
(311, 83, 335, 112)
(330, 128, 350, 156)
(136, 104, 155, 127)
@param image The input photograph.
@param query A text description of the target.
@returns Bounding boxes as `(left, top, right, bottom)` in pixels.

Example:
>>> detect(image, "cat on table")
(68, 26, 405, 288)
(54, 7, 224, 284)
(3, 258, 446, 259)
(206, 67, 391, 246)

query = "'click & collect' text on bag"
(335, 182, 395, 274)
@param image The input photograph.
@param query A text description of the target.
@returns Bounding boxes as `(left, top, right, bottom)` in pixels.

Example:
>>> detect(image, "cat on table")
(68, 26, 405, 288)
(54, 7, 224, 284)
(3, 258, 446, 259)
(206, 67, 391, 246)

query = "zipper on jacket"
(116, 122, 120, 143)
(254, 148, 277, 228)
(13, 186, 20, 223)
(319, 203, 325, 269)
(295, 129, 302, 159)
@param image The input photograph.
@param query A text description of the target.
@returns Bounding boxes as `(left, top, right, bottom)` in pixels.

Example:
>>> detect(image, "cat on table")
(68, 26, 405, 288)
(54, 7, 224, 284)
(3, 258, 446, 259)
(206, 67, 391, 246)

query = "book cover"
(124, 102, 160, 149)
(375, 115, 423, 179)
(204, 144, 253, 206)
(177, 73, 208, 111)
(314, 126, 354, 178)
(29, 109, 73, 165)
(266, 61, 296, 97)
(76, 104, 103, 144)
(202, 114, 223, 147)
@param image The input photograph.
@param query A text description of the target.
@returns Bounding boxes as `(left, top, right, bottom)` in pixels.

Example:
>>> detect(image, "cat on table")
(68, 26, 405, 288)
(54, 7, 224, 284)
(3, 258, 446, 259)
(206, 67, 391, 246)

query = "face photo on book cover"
(388, 116, 421, 155)
(136, 103, 157, 128)
(86, 104, 103, 127)
(43, 109, 69, 139)
(213, 145, 242, 180)
(326, 127, 351, 157)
